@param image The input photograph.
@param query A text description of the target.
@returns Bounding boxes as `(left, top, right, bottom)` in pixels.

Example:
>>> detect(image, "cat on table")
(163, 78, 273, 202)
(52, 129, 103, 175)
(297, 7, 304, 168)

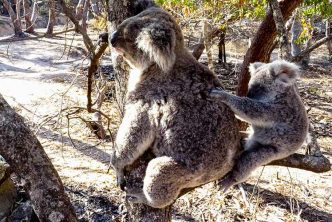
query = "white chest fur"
(127, 68, 143, 93)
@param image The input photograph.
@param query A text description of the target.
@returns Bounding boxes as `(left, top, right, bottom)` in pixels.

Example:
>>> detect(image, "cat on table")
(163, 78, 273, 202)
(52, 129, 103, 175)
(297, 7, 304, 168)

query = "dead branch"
(291, 35, 332, 62)
(59, 0, 94, 52)
(87, 39, 109, 113)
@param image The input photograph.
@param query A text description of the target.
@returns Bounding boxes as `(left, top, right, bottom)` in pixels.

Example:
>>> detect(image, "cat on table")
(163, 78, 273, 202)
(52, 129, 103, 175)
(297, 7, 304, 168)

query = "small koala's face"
(248, 60, 300, 99)
(110, 7, 184, 72)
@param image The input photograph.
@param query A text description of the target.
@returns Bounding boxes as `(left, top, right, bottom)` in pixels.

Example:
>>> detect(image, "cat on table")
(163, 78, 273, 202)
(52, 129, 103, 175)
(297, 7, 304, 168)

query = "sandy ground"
(0, 28, 331, 221)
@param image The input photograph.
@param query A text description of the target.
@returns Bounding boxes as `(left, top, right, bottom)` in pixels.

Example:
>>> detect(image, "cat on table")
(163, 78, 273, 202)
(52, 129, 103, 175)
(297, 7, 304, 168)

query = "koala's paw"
(116, 170, 126, 191)
(126, 189, 146, 204)
(219, 174, 237, 193)
(209, 88, 227, 99)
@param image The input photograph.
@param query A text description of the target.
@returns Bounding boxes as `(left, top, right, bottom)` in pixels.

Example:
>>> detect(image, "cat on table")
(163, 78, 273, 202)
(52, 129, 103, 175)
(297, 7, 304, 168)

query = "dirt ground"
(0, 26, 331, 222)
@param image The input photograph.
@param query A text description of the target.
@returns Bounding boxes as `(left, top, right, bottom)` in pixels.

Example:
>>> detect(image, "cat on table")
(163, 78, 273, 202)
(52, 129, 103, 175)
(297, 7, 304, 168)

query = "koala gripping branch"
(269, 153, 331, 173)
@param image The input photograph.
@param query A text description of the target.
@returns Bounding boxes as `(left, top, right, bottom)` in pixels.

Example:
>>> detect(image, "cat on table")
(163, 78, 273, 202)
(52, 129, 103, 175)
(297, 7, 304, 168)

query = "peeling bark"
(269, 0, 291, 60)
(0, 94, 78, 221)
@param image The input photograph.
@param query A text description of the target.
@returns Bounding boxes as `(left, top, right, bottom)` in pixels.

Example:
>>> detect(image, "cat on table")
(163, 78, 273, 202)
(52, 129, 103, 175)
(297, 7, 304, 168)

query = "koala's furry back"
(127, 51, 240, 184)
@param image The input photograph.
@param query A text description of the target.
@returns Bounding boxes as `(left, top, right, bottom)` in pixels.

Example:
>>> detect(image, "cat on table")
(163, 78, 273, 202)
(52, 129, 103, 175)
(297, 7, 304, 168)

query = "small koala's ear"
(133, 0, 157, 15)
(136, 24, 176, 72)
(270, 60, 300, 86)
(249, 62, 265, 75)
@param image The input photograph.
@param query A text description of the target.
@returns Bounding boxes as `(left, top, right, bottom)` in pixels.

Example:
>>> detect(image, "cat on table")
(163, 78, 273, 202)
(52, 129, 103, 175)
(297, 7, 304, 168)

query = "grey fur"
(110, 6, 240, 208)
(210, 60, 309, 192)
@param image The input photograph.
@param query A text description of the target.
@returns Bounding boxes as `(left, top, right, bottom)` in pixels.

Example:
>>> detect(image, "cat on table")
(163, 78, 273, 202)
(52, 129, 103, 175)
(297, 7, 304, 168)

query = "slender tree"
(23, 0, 34, 33)
(1, 0, 24, 37)
(45, 0, 56, 35)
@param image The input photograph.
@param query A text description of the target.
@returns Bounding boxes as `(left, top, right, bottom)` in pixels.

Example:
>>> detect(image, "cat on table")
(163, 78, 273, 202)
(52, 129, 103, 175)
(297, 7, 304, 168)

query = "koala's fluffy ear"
(136, 23, 176, 72)
(270, 60, 300, 86)
(249, 62, 265, 75)
(134, 0, 157, 15)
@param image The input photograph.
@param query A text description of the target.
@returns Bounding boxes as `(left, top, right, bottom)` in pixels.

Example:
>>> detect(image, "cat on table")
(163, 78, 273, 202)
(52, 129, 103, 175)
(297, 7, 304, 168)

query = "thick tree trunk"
(236, 0, 302, 97)
(23, 0, 34, 33)
(108, 1, 172, 221)
(1, 0, 24, 37)
(0, 94, 78, 221)
(46, 0, 56, 36)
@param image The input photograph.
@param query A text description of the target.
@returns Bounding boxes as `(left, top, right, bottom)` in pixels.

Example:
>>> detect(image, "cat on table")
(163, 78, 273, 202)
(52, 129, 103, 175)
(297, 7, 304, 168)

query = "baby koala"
(210, 60, 309, 192)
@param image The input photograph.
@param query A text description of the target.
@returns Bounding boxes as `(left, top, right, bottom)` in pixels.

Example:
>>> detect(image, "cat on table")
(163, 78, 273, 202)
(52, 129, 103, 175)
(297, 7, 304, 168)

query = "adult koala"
(110, 2, 240, 209)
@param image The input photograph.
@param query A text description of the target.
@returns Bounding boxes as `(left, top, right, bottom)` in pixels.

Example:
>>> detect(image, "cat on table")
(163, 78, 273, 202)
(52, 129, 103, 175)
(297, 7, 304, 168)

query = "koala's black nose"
(110, 31, 119, 46)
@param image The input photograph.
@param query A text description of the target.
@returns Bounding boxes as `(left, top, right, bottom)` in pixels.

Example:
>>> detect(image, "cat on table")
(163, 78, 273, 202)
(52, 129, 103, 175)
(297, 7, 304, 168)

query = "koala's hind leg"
(220, 142, 281, 192)
(126, 156, 191, 208)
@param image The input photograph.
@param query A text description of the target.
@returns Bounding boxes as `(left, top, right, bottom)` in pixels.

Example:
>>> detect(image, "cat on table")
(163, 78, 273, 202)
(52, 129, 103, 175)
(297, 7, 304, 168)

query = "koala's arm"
(111, 104, 155, 183)
(210, 89, 275, 126)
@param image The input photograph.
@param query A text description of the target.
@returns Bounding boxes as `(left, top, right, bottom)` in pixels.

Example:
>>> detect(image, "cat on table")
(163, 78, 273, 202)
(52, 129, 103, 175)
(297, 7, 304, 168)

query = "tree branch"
(291, 35, 332, 62)
(269, 153, 331, 173)
(58, 0, 94, 52)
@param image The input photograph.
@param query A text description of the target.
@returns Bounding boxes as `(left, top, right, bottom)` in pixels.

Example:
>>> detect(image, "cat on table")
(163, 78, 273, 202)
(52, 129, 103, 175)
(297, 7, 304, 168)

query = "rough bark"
(108, 1, 172, 220)
(1, 0, 24, 37)
(0, 94, 78, 221)
(237, 0, 302, 97)
(269, 0, 291, 60)
(46, 0, 56, 36)
(23, 0, 34, 33)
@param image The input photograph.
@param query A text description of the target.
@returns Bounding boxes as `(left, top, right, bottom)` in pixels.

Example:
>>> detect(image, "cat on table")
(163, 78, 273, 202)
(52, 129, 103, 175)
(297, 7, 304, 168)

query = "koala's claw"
(126, 193, 145, 204)
(116, 170, 126, 191)
(219, 175, 236, 193)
